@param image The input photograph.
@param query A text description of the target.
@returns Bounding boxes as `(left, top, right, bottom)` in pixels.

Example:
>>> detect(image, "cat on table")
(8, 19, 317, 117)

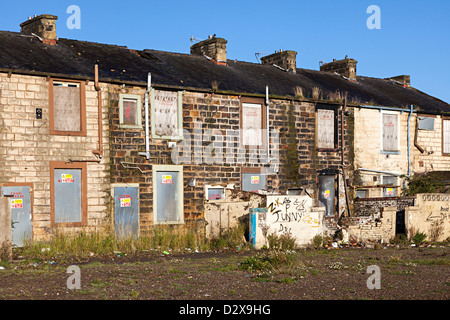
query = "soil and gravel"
(0, 245, 448, 301)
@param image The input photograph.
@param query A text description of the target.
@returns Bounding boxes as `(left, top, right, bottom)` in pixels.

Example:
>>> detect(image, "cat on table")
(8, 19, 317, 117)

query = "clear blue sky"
(1, 0, 449, 103)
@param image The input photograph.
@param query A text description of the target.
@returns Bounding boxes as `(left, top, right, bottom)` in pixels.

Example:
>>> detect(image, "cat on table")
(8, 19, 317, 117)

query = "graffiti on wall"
(410, 193, 450, 242)
(421, 194, 449, 222)
(267, 196, 318, 235)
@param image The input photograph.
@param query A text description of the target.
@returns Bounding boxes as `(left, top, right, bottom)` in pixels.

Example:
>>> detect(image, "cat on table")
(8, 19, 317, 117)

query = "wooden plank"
(317, 109, 334, 149)
(382, 113, 398, 151)
(242, 103, 262, 146)
(444, 119, 450, 154)
(154, 90, 178, 137)
(53, 86, 81, 132)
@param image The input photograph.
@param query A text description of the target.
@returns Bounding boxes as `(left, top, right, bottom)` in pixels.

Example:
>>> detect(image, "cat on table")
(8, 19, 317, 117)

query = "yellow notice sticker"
(11, 199, 23, 209)
(61, 174, 74, 183)
(120, 198, 131, 207)
(162, 175, 172, 184)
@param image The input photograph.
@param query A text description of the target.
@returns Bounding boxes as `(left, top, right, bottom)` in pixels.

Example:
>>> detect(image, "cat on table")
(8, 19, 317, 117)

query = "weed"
(267, 233, 296, 250)
(310, 234, 324, 249)
(412, 231, 427, 245)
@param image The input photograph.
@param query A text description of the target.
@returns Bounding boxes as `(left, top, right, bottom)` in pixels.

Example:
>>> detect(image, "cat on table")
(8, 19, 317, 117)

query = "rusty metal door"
(114, 186, 139, 238)
(1, 186, 32, 247)
(318, 175, 335, 217)
(54, 169, 82, 223)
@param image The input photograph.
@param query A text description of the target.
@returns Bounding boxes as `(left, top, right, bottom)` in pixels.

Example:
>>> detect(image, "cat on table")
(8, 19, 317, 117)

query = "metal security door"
(156, 171, 180, 222)
(54, 169, 82, 223)
(318, 175, 335, 217)
(114, 186, 139, 238)
(1, 186, 32, 247)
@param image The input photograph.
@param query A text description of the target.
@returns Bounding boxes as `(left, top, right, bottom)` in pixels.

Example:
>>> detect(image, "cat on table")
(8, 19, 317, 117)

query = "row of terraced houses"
(1, 14, 449, 248)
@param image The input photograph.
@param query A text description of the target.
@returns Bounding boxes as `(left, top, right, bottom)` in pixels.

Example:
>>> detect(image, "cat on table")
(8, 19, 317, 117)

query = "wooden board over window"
(119, 94, 142, 129)
(242, 103, 263, 146)
(317, 109, 335, 149)
(49, 79, 86, 136)
(382, 113, 398, 152)
(151, 89, 183, 140)
(240, 97, 266, 148)
(443, 118, 450, 155)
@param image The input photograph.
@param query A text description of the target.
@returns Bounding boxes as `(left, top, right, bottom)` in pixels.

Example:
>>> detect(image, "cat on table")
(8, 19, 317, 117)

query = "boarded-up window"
(119, 94, 141, 129)
(50, 79, 85, 136)
(382, 113, 398, 151)
(242, 103, 263, 146)
(418, 116, 434, 130)
(382, 176, 397, 197)
(443, 119, 450, 154)
(317, 109, 335, 149)
(152, 90, 182, 139)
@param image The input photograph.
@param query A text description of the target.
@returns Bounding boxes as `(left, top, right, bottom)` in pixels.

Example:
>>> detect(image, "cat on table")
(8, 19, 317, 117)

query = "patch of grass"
(17, 223, 248, 262)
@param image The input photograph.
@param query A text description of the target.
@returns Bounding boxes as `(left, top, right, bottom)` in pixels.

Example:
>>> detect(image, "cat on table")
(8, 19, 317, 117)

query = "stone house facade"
(1, 14, 449, 245)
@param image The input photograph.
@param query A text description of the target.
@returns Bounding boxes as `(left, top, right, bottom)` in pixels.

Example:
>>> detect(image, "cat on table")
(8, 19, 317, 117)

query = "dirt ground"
(0, 245, 448, 301)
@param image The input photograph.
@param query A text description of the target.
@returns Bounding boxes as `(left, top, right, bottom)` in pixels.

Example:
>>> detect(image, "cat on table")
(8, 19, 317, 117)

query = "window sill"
(380, 150, 400, 155)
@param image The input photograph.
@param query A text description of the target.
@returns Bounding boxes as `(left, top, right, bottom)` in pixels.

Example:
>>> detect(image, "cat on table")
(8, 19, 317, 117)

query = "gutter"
(359, 104, 418, 113)
(341, 97, 351, 216)
(358, 168, 403, 177)
(414, 115, 425, 154)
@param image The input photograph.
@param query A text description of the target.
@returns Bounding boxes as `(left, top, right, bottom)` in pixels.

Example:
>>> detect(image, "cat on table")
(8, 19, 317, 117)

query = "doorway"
(1, 184, 32, 247)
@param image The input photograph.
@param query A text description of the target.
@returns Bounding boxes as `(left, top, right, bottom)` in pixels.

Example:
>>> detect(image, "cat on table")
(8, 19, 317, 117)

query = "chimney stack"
(320, 57, 358, 81)
(387, 75, 411, 87)
(20, 14, 58, 45)
(190, 35, 227, 65)
(260, 50, 297, 73)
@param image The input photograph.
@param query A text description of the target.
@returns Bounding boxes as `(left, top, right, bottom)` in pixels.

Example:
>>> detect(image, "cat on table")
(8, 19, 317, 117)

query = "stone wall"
(406, 193, 450, 242)
(108, 88, 355, 234)
(341, 207, 396, 243)
(204, 188, 264, 239)
(251, 194, 325, 248)
(413, 115, 450, 173)
(353, 108, 413, 198)
(354, 196, 415, 216)
(0, 72, 110, 240)
(0, 71, 355, 240)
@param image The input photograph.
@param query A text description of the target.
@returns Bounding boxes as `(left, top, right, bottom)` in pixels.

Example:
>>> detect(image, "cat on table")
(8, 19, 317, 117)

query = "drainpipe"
(92, 64, 103, 159)
(414, 113, 425, 154)
(341, 97, 351, 217)
(407, 104, 413, 177)
(266, 85, 270, 162)
(139, 72, 151, 160)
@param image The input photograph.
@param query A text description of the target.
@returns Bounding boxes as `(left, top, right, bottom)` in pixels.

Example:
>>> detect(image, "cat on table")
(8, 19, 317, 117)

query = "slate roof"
(1, 30, 449, 114)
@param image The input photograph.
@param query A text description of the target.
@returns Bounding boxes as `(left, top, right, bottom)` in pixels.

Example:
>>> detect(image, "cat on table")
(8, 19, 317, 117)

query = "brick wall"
(353, 196, 415, 216)
(108, 87, 355, 234)
(413, 115, 450, 172)
(0, 72, 110, 240)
